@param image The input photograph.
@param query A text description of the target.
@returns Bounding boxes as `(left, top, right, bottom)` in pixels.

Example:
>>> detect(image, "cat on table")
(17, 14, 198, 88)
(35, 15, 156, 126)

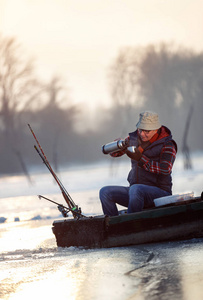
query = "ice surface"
(0, 152, 203, 299)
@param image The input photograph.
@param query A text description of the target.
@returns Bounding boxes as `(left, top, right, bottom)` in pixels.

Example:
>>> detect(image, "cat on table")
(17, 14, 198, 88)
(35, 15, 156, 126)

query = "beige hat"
(136, 111, 161, 130)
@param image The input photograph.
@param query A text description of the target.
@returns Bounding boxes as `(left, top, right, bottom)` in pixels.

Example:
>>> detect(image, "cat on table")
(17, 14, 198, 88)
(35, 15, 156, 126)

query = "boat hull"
(52, 198, 203, 248)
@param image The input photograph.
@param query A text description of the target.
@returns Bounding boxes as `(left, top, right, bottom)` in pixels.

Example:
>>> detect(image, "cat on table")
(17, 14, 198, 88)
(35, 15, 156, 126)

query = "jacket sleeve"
(139, 141, 177, 175)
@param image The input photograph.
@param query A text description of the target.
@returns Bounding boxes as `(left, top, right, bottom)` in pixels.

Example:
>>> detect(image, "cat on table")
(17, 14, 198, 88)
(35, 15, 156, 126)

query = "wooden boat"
(29, 128, 203, 248)
(30, 128, 203, 248)
(52, 194, 203, 248)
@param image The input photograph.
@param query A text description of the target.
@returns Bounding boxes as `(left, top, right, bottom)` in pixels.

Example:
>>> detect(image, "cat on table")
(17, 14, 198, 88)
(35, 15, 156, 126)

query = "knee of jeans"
(129, 184, 141, 194)
(99, 186, 107, 202)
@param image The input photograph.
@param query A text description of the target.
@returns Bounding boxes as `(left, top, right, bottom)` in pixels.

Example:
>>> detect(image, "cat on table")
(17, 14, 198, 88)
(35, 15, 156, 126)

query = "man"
(100, 111, 177, 216)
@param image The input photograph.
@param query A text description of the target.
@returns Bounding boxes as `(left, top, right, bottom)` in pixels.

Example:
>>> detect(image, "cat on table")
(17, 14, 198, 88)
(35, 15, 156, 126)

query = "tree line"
(0, 36, 203, 175)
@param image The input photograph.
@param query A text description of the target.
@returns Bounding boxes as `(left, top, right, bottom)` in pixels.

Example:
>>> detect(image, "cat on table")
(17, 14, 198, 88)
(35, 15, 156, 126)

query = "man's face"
(138, 129, 158, 142)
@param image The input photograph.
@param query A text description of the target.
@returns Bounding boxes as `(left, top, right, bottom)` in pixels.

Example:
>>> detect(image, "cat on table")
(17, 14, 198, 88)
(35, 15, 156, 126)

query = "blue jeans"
(99, 184, 170, 216)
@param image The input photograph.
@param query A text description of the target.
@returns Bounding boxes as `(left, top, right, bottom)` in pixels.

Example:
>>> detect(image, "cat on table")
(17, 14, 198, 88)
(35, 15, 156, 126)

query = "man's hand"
(110, 136, 130, 158)
(124, 136, 130, 147)
(126, 146, 143, 161)
(126, 138, 153, 161)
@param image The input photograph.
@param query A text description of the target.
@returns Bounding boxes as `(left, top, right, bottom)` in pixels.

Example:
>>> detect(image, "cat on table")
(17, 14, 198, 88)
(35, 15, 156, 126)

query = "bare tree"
(0, 36, 44, 175)
(43, 76, 73, 172)
(109, 47, 143, 106)
(182, 104, 193, 169)
(108, 47, 145, 135)
(33, 76, 80, 172)
(109, 44, 203, 151)
(138, 44, 203, 151)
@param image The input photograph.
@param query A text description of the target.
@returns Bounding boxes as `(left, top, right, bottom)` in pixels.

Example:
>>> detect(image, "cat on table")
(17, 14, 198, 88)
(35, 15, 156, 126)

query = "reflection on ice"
(127, 239, 203, 300)
(7, 264, 79, 300)
(179, 245, 203, 300)
(1, 246, 149, 300)
(0, 220, 54, 253)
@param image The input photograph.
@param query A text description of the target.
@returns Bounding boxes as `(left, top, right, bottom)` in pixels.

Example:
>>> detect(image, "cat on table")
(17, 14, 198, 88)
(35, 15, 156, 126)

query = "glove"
(110, 136, 130, 158)
(124, 136, 130, 146)
(126, 146, 143, 161)
(126, 131, 159, 161)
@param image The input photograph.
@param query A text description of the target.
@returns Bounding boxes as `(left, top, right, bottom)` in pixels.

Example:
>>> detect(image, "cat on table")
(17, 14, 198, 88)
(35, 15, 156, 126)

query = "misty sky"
(1, 0, 203, 110)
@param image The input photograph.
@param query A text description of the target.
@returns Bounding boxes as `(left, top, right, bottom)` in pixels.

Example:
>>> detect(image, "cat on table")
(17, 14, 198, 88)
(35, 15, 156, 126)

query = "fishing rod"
(33, 144, 75, 210)
(38, 195, 69, 217)
(28, 124, 83, 219)
(38, 195, 87, 218)
(33, 144, 74, 208)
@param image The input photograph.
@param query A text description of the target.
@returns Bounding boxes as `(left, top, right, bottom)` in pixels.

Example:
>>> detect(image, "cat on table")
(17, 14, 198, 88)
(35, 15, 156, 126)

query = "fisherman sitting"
(100, 111, 177, 216)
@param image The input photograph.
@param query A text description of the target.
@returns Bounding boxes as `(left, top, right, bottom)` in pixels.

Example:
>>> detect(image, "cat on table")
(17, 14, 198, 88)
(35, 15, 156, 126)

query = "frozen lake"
(0, 153, 203, 299)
